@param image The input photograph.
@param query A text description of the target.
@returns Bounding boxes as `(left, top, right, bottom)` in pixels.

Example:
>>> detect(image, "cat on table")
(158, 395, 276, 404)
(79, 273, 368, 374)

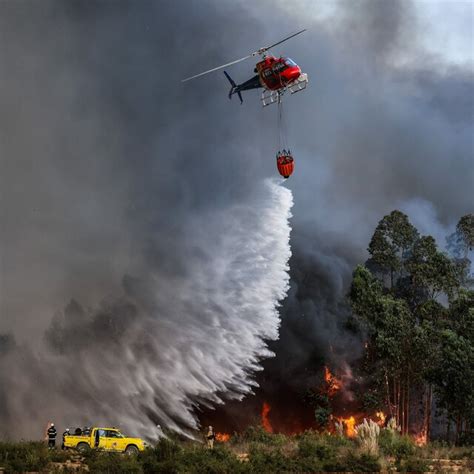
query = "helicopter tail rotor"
(224, 71, 243, 104)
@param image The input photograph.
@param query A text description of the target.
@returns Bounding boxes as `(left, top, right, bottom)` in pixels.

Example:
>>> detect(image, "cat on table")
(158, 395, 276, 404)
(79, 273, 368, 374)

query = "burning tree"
(261, 402, 274, 433)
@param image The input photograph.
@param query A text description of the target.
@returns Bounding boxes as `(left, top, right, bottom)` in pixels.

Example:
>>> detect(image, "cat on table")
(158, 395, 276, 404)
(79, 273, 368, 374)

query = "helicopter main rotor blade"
(181, 54, 252, 82)
(258, 29, 307, 55)
(181, 28, 306, 82)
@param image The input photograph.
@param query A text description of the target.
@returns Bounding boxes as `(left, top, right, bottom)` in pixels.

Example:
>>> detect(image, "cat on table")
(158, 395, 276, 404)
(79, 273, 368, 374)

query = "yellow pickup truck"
(64, 427, 147, 454)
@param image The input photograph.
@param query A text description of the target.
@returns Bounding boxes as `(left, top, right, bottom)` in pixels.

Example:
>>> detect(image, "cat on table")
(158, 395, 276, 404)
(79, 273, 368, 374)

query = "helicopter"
(182, 29, 308, 107)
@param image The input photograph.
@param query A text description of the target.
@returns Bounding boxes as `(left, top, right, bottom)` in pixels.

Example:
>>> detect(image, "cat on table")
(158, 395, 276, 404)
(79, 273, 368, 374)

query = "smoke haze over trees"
(0, 0, 472, 438)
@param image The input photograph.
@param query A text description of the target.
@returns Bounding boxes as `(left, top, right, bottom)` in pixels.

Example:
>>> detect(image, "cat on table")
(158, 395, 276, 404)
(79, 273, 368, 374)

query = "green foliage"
(297, 433, 336, 460)
(360, 388, 383, 412)
(0, 441, 50, 473)
(407, 236, 459, 300)
(247, 446, 296, 473)
(397, 456, 429, 473)
(1, 437, 472, 473)
(236, 425, 275, 444)
(343, 451, 381, 472)
(85, 451, 143, 473)
(349, 265, 384, 320)
(367, 210, 419, 287)
(153, 437, 182, 461)
(314, 406, 332, 430)
(304, 389, 333, 430)
(457, 214, 474, 252)
(450, 289, 474, 341)
(446, 214, 474, 287)
(176, 445, 243, 474)
(350, 209, 474, 438)
(428, 328, 474, 427)
(378, 430, 415, 459)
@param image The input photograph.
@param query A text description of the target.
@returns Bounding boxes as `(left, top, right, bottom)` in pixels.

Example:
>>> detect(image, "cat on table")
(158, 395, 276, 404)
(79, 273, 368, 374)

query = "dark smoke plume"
(1, 0, 472, 438)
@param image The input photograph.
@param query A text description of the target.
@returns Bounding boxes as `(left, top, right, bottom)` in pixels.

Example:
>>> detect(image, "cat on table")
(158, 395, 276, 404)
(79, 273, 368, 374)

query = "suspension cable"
(278, 96, 288, 152)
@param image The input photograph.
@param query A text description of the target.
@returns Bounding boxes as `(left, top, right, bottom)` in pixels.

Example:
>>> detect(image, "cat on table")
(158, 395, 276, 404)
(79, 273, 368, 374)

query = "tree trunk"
(456, 415, 461, 445)
(401, 382, 405, 434)
(426, 385, 432, 441)
(385, 371, 393, 417)
(406, 375, 410, 435)
(398, 378, 401, 428)
(393, 378, 398, 426)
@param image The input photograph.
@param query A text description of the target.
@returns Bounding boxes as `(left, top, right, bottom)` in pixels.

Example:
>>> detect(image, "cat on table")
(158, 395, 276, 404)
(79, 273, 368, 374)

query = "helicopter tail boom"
(224, 71, 262, 104)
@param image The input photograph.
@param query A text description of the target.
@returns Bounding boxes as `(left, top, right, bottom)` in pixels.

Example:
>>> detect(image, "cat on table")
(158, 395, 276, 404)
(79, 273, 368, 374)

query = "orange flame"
(215, 432, 230, 442)
(336, 416, 356, 437)
(261, 402, 273, 433)
(414, 430, 427, 446)
(324, 366, 342, 396)
(375, 411, 386, 426)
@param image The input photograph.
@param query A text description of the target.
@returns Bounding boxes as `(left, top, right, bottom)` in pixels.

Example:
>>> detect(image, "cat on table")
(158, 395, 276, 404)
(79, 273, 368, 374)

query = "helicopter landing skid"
(261, 73, 309, 107)
(261, 89, 282, 107)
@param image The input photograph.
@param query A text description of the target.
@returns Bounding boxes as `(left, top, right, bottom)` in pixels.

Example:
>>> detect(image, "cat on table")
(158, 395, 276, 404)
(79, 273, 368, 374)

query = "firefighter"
(156, 424, 165, 438)
(62, 428, 70, 449)
(206, 426, 215, 449)
(47, 423, 57, 449)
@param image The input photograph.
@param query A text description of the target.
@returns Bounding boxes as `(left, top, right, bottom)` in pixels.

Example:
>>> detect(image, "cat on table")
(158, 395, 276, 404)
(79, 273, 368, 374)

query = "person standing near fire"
(206, 426, 215, 449)
(61, 428, 70, 449)
(47, 422, 57, 449)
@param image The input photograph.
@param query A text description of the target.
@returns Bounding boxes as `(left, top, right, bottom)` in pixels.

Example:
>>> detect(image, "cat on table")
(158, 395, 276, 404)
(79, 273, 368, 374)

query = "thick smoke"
(204, 0, 473, 429)
(1, 0, 472, 438)
(0, 179, 292, 438)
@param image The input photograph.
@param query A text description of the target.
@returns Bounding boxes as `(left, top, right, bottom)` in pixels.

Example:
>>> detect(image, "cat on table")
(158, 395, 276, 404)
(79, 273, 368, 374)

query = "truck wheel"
(125, 445, 139, 455)
(77, 442, 90, 453)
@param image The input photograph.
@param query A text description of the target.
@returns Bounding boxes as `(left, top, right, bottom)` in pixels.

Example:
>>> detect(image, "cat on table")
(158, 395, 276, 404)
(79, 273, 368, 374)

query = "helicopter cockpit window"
(285, 58, 297, 67)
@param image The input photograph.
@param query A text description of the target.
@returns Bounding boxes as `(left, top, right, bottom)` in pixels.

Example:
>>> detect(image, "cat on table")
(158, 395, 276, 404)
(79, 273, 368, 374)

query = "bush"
(84, 452, 143, 473)
(237, 425, 276, 444)
(154, 438, 182, 461)
(322, 433, 352, 448)
(177, 445, 244, 474)
(397, 456, 429, 473)
(379, 430, 415, 459)
(343, 451, 381, 472)
(355, 419, 380, 455)
(297, 433, 336, 461)
(0, 441, 50, 473)
(49, 448, 71, 462)
(248, 446, 294, 473)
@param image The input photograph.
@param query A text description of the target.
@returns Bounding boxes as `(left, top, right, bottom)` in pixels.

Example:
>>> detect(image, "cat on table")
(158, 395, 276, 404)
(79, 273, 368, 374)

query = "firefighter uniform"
(206, 426, 215, 449)
(47, 424, 57, 448)
(62, 429, 70, 449)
